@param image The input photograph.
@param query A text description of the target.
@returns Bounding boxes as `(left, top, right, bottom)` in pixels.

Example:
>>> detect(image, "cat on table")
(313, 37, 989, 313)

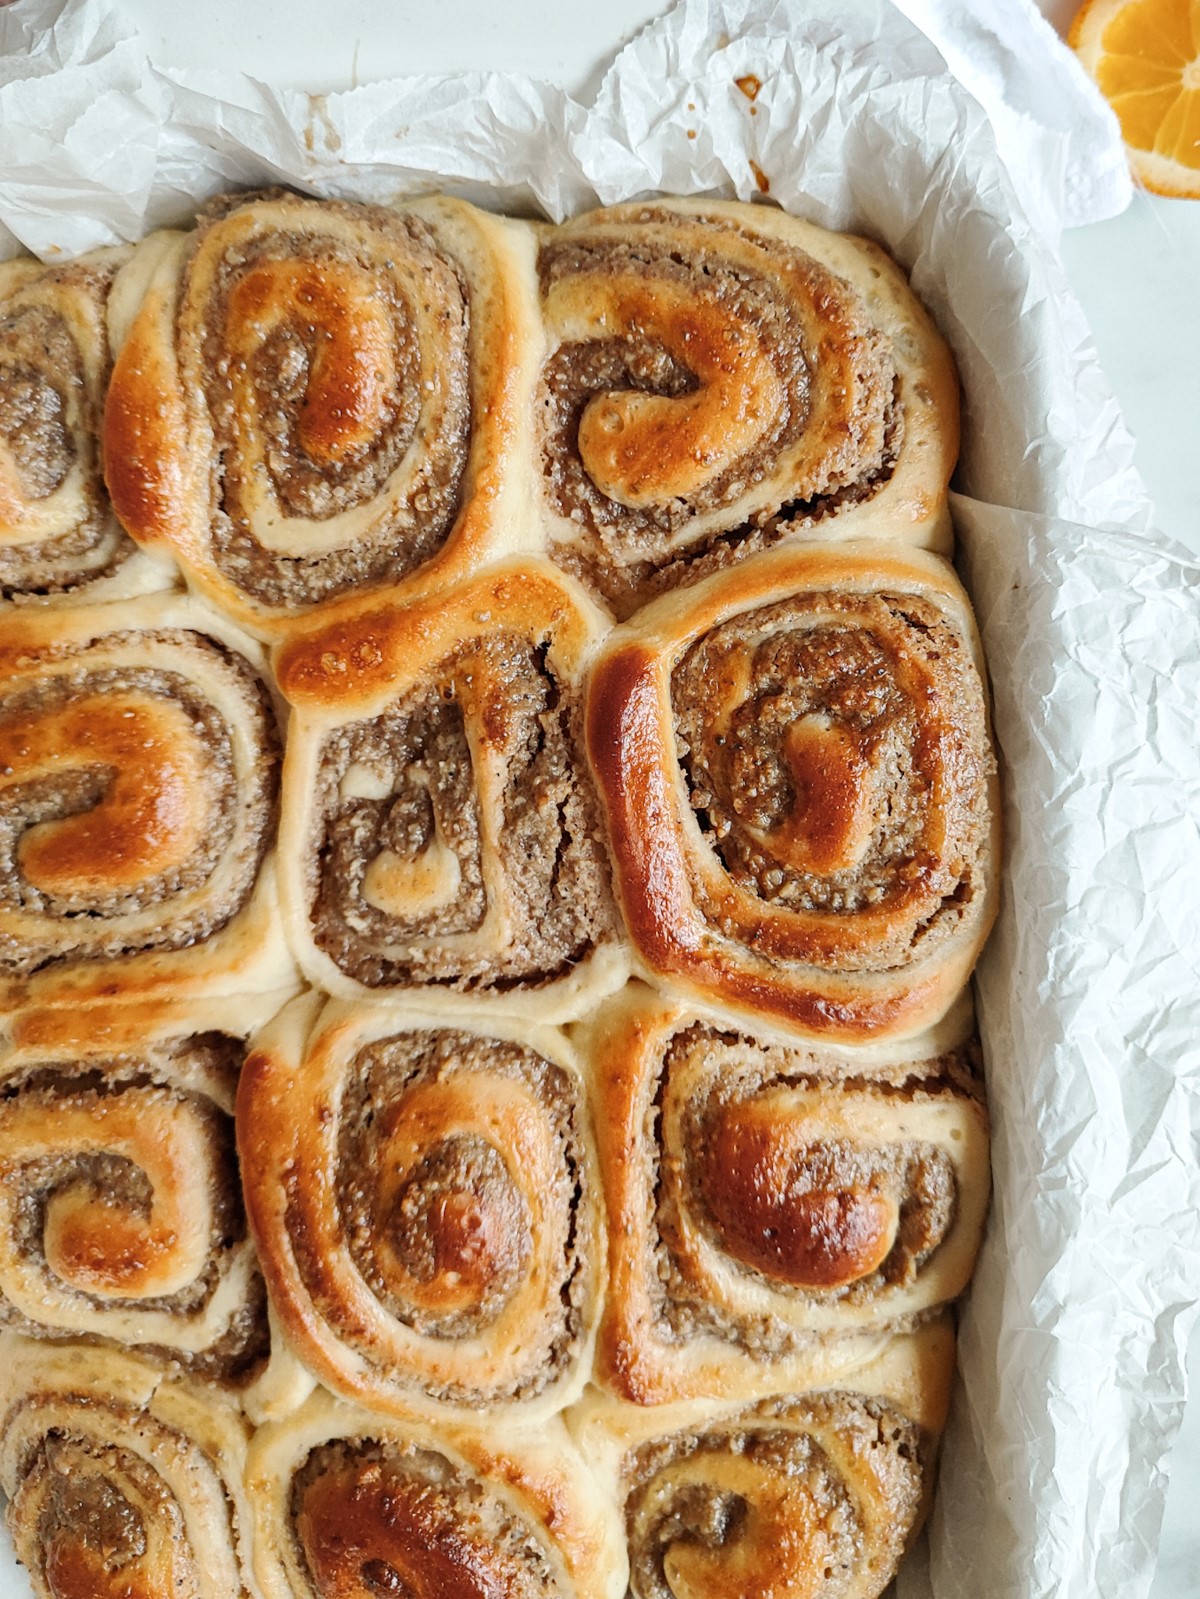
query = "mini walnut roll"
(239, 994, 603, 1423)
(0, 994, 291, 1377)
(0, 592, 295, 1010)
(571, 1323, 953, 1599)
(586, 542, 999, 1044)
(0, 251, 163, 604)
(105, 191, 543, 637)
(0, 1337, 258, 1599)
(246, 1387, 627, 1599)
(276, 559, 626, 1020)
(581, 984, 987, 1405)
(537, 200, 958, 616)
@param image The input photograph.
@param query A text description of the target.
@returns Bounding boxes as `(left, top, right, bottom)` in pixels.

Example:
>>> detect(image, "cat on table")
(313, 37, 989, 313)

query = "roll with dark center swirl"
(582, 984, 987, 1404)
(246, 1386, 626, 1599)
(0, 993, 291, 1377)
(586, 542, 999, 1043)
(0, 1337, 257, 1599)
(104, 191, 543, 637)
(238, 993, 603, 1422)
(275, 559, 626, 1020)
(0, 251, 166, 604)
(536, 200, 958, 616)
(571, 1323, 953, 1599)
(0, 593, 295, 1010)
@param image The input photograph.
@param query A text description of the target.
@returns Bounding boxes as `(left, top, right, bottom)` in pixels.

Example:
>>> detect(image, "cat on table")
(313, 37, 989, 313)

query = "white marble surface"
(0, 0, 1196, 1593)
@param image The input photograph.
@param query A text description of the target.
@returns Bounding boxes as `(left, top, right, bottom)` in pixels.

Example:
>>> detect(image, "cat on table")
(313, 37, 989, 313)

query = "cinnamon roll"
(0, 251, 166, 605)
(275, 559, 626, 1019)
(0, 992, 290, 1376)
(239, 993, 603, 1421)
(586, 542, 999, 1042)
(582, 984, 987, 1404)
(245, 1386, 627, 1599)
(571, 1323, 953, 1599)
(536, 200, 958, 615)
(0, 593, 295, 1010)
(0, 1336, 257, 1599)
(105, 191, 542, 636)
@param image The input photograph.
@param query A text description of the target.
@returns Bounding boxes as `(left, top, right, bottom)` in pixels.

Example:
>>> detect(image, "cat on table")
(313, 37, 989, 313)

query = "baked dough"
(239, 992, 604, 1423)
(0, 991, 291, 1374)
(586, 540, 999, 1043)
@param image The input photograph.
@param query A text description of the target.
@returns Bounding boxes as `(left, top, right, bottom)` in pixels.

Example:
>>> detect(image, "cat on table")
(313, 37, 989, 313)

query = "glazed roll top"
(584, 985, 988, 1404)
(276, 560, 626, 1019)
(0, 1339, 256, 1599)
(0, 251, 152, 603)
(0, 594, 294, 1008)
(246, 1389, 627, 1599)
(239, 995, 603, 1421)
(587, 543, 998, 1042)
(0, 996, 292, 1374)
(536, 201, 958, 615)
(105, 191, 544, 635)
(573, 1325, 953, 1599)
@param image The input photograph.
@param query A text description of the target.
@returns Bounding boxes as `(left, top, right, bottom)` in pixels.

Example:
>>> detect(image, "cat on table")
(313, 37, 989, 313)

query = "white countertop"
(3, 0, 1198, 1593)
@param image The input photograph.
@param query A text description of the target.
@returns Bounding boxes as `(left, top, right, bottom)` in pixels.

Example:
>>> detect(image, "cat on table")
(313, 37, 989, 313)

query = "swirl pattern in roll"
(0, 995, 292, 1376)
(0, 251, 164, 605)
(585, 985, 988, 1403)
(537, 201, 958, 615)
(276, 560, 625, 1017)
(239, 994, 603, 1420)
(0, 593, 294, 1008)
(0, 1337, 256, 1599)
(105, 191, 543, 635)
(586, 543, 998, 1042)
(572, 1325, 953, 1599)
(246, 1377, 626, 1599)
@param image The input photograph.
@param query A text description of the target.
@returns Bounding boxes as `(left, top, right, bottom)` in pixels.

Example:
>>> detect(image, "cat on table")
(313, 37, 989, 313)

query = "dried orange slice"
(1070, 0, 1200, 197)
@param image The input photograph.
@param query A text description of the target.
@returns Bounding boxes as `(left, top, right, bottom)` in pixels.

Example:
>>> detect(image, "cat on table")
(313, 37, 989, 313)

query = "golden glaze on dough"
(580, 986, 987, 1404)
(0, 594, 295, 1010)
(586, 542, 999, 1043)
(239, 995, 604, 1422)
(105, 194, 545, 638)
(536, 201, 958, 616)
(276, 560, 627, 1020)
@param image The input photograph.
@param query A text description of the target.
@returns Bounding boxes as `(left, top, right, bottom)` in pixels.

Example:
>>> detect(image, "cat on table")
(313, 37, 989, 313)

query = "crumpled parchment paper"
(0, 2, 1197, 1596)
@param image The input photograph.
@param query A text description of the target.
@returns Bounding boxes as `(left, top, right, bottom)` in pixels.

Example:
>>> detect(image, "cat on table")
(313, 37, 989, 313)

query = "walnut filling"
(625, 1396, 922, 1599)
(671, 591, 992, 970)
(0, 632, 279, 977)
(0, 1035, 267, 1379)
(309, 633, 614, 991)
(538, 215, 897, 613)
(190, 202, 471, 607)
(291, 1441, 563, 1599)
(646, 1026, 974, 1357)
(23, 1434, 200, 1599)
(0, 263, 132, 598)
(320, 1029, 586, 1400)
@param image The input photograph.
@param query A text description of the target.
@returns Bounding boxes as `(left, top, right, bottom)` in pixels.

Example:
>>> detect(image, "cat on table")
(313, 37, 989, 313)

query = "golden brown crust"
(104, 195, 544, 639)
(275, 559, 628, 1020)
(0, 593, 297, 1010)
(238, 994, 604, 1423)
(580, 986, 987, 1404)
(586, 541, 999, 1043)
(0, 1337, 257, 1599)
(536, 200, 959, 616)
(246, 1387, 627, 1599)
(0, 250, 171, 606)
(0, 992, 291, 1376)
(569, 1322, 955, 1599)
